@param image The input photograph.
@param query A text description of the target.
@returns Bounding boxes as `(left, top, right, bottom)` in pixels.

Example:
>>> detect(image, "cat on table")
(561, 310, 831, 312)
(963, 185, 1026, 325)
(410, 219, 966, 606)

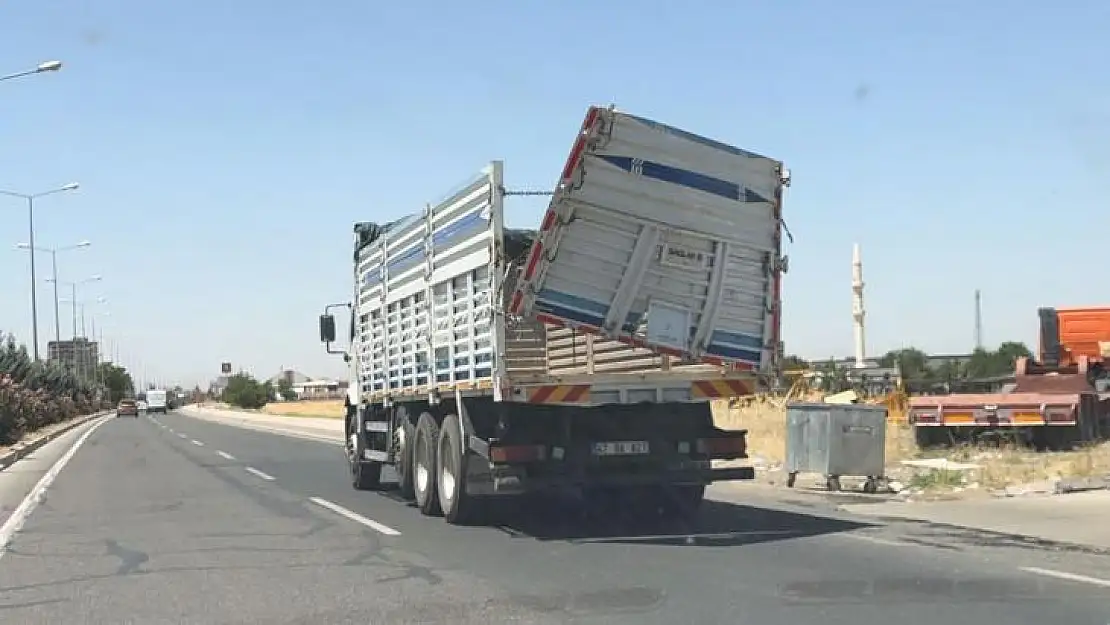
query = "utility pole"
(974, 289, 983, 350)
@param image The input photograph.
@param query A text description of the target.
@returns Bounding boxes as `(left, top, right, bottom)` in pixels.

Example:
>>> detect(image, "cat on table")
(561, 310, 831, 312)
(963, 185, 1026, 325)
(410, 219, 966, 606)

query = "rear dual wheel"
(411, 413, 479, 524)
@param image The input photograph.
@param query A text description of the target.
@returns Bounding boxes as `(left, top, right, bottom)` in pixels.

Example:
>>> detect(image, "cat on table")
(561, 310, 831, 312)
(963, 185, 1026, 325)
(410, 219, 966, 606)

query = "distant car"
(136, 400, 148, 413)
(117, 399, 139, 418)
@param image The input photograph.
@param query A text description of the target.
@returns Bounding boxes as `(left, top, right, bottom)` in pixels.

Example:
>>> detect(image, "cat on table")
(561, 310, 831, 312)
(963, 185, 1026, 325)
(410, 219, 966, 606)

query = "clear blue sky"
(2, 1, 1108, 387)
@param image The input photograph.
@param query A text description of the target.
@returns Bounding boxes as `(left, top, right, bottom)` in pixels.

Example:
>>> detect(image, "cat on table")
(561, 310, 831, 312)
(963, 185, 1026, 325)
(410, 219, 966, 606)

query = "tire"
(437, 414, 478, 525)
(394, 416, 417, 500)
(348, 409, 381, 491)
(413, 413, 441, 516)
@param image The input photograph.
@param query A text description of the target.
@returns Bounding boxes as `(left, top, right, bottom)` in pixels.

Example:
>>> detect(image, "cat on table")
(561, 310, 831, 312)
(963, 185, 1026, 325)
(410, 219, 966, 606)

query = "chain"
(498, 185, 554, 197)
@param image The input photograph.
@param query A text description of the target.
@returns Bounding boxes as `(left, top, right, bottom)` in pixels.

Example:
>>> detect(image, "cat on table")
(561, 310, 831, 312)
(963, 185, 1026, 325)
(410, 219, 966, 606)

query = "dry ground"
(711, 396, 1110, 494)
(261, 399, 345, 419)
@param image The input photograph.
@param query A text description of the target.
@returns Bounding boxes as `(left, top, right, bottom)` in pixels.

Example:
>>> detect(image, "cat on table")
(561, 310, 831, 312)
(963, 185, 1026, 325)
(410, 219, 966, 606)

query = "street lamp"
(0, 60, 63, 83)
(15, 240, 91, 345)
(2, 182, 81, 360)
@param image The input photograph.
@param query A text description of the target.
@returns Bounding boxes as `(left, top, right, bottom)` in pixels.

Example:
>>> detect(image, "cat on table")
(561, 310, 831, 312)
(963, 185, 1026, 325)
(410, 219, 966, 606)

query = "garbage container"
(785, 402, 887, 492)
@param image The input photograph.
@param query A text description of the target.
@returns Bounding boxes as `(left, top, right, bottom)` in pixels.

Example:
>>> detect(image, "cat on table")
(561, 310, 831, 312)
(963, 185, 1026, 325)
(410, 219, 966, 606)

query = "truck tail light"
(489, 444, 547, 464)
(696, 436, 747, 458)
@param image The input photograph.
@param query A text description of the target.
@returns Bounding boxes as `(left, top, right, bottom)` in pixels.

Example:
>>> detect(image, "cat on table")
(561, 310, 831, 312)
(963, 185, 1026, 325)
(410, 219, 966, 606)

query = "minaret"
(852, 243, 867, 368)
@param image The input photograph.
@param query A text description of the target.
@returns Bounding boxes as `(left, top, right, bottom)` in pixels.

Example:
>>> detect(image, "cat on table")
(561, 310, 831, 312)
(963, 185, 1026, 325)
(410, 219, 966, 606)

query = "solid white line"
(216, 451, 235, 461)
(0, 416, 112, 559)
(191, 439, 204, 447)
(244, 467, 275, 481)
(1020, 566, 1110, 588)
(308, 496, 401, 536)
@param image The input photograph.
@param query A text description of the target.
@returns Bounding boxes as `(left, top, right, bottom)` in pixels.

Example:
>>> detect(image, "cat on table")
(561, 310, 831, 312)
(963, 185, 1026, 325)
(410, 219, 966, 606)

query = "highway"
(0, 412, 1108, 624)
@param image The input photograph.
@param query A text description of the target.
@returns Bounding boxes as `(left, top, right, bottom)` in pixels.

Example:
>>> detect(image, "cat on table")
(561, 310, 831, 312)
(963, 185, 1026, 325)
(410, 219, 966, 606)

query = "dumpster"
(784, 402, 887, 492)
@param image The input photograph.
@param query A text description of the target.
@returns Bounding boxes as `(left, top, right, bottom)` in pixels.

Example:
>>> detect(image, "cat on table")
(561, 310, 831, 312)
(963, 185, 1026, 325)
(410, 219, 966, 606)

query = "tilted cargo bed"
(511, 106, 788, 373)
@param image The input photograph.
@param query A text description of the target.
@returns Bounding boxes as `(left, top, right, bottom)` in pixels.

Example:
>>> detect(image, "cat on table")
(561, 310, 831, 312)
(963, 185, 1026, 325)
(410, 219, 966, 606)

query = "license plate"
(593, 441, 650, 456)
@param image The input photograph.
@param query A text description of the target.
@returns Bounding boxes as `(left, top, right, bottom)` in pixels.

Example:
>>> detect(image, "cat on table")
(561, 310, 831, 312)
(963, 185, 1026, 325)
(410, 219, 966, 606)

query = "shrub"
(0, 333, 123, 445)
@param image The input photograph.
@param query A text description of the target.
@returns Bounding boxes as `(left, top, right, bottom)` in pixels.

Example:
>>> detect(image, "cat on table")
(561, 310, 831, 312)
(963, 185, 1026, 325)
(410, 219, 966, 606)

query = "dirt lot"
(262, 400, 344, 419)
(712, 396, 1110, 495)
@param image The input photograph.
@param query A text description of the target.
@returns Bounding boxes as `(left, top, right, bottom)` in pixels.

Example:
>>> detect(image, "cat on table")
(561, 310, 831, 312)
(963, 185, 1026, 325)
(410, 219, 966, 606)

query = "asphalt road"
(0, 412, 1108, 624)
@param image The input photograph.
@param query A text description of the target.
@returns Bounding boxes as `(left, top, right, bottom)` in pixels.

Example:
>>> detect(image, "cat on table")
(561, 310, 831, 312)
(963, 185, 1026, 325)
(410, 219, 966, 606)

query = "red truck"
(908, 306, 1110, 450)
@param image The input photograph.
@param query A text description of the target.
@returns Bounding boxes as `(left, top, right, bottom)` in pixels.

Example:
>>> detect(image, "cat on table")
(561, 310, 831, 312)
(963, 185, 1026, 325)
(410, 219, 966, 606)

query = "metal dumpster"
(785, 402, 887, 492)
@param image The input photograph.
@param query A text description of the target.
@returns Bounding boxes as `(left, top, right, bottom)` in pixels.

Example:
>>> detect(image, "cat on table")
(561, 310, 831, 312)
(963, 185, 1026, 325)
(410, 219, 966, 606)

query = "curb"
(0, 410, 112, 472)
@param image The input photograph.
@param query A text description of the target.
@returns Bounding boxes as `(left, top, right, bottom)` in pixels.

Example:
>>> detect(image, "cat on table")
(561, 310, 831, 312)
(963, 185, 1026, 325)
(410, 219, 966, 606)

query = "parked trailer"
(908, 305, 1110, 449)
(318, 105, 791, 524)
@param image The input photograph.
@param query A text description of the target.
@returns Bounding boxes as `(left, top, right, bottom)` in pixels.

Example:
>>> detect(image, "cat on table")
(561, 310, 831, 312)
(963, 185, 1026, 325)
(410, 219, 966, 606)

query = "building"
(47, 338, 99, 377)
(292, 378, 348, 400)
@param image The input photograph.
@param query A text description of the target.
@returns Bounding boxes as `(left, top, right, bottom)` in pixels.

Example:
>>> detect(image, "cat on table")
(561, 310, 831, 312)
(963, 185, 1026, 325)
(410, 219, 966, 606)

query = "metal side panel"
(512, 106, 787, 373)
(355, 163, 503, 399)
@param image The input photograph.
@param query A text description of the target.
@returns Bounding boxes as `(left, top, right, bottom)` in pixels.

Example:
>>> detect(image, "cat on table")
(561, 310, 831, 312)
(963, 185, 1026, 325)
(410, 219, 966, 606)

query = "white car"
(137, 400, 148, 413)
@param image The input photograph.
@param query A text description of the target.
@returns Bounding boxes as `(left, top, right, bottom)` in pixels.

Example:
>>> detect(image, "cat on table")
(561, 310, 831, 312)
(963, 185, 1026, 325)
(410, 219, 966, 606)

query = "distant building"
(293, 378, 348, 400)
(48, 339, 98, 377)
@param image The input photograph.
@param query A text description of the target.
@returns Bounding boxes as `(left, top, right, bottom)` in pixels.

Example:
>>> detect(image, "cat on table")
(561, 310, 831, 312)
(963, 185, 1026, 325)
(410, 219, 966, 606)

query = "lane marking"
(216, 451, 236, 461)
(177, 433, 188, 439)
(308, 496, 401, 536)
(0, 416, 112, 559)
(244, 467, 274, 481)
(1021, 566, 1110, 589)
(191, 439, 205, 447)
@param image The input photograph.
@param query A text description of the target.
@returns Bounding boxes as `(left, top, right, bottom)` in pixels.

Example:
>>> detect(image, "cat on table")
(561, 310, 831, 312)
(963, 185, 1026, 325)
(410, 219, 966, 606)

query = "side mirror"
(319, 314, 336, 343)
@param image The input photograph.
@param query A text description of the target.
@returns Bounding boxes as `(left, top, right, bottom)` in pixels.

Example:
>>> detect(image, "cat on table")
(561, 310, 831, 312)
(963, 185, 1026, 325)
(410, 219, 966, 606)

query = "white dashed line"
(176, 433, 188, 439)
(309, 497, 401, 536)
(244, 467, 275, 481)
(1020, 567, 1110, 589)
(191, 439, 205, 447)
(216, 451, 236, 461)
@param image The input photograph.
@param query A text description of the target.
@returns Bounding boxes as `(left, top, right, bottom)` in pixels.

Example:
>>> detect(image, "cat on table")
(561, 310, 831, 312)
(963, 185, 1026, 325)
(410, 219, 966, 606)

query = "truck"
(908, 306, 1110, 450)
(317, 105, 791, 524)
(145, 389, 168, 414)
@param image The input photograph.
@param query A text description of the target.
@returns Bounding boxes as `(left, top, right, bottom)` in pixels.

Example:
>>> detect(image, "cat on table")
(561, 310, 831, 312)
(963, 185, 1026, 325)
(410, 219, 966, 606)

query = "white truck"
(145, 389, 168, 414)
(318, 105, 790, 524)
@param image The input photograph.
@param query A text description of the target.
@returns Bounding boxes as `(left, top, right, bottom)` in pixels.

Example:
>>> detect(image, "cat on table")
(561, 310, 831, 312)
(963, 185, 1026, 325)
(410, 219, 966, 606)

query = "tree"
(879, 347, 931, 381)
(781, 354, 808, 370)
(222, 373, 272, 409)
(276, 377, 298, 401)
(965, 342, 1033, 379)
(97, 362, 135, 404)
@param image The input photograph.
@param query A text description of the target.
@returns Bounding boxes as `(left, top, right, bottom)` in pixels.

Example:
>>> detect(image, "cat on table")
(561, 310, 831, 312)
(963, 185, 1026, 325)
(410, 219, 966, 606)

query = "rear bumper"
(469, 464, 755, 496)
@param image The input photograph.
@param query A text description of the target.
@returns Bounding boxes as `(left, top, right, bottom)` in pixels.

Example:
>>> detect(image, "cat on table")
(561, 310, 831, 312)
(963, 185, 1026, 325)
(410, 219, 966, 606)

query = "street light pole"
(51, 249, 60, 343)
(27, 197, 38, 359)
(0, 60, 63, 83)
(1, 183, 80, 360)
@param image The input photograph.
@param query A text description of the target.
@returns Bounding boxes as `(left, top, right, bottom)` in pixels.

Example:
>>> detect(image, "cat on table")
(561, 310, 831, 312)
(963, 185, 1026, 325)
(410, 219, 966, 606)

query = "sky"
(2, 1, 1109, 388)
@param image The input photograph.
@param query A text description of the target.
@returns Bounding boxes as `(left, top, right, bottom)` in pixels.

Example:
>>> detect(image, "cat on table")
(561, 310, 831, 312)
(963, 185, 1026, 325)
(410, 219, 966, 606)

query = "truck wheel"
(413, 413, 441, 516)
(395, 417, 417, 500)
(348, 415, 381, 491)
(437, 414, 477, 525)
